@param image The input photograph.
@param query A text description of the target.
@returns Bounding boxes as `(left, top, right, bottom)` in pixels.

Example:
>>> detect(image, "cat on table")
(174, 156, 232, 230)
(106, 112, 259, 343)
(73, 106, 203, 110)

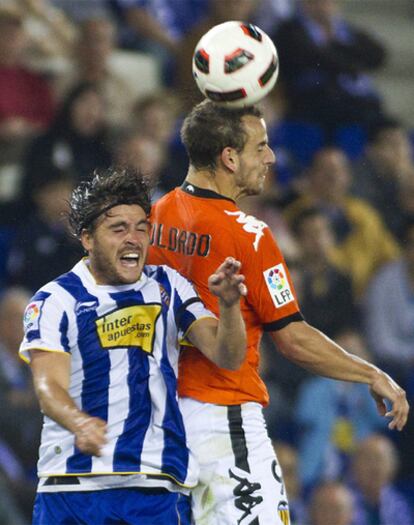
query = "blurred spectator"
(173, 0, 259, 109)
(51, 0, 112, 21)
(133, 91, 188, 191)
(0, 287, 42, 519)
(351, 434, 414, 525)
(0, 473, 27, 525)
(11, 0, 77, 65)
(133, 91, 181, 147)
(239, 181, 300, 264)
(309, 481, 353, 525)
(20, 81, 112, 206)
(253, 0, 293, 34)
(291, 207, 357, 337)
(398, 174, 414, 231)
(273, 441, 307, 525)
(0, 8, 55, 162)
(115, 130, 167, 201)
(352, 117, 414, 237)
(7, 169, 82, 292)
(114, 0, 205, 50)
(295, 330, 386, 491)
(364, 219, 414, 379)
(284, 147, 400, 297)
(55, 17, 140, 130)
(110, 0, 207, 84)
(273, 0, 386, 135)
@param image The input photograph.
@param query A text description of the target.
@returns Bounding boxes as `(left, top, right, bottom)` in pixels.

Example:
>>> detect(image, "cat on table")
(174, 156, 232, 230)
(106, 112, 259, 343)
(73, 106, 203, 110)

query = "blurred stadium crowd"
(0, 0, 413, 523)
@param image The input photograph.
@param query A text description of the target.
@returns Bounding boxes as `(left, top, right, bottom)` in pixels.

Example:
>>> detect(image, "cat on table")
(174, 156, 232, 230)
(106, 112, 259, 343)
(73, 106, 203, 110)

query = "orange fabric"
(148, 187, 301, 406)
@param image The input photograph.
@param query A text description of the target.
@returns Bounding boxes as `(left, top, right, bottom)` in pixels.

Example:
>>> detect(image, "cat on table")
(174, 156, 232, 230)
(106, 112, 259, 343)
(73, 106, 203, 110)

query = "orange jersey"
(148, 183, 302, 406)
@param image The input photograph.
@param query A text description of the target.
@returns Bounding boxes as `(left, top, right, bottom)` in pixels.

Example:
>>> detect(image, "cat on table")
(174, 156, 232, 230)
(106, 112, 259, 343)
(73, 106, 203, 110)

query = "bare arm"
(186, 257, 247, 371)
(30, 350, 107, 456)
(271, 321, 409, 430)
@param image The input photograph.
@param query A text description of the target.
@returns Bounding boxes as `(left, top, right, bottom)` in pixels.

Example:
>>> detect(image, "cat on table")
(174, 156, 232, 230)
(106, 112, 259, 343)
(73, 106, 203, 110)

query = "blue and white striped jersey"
(20, 259, 215, 490)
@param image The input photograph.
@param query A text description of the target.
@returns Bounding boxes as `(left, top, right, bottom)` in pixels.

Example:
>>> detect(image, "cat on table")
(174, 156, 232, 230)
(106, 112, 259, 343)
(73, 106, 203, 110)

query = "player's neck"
(185, 167, 240, 201)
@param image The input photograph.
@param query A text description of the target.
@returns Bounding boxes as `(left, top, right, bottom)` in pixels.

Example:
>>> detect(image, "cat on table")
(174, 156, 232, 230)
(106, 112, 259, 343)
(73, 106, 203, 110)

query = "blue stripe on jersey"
(55, 272, 109, 474)
(155, 270, 189, 484)
(174, 289, 198, 335)
(113, 347, 151, 471)
(59, 312, 70, 353)
(109, 289, 152, 471)
(26, 290, 51, 342)
(160, 352, 189, 483)
(32, 290, 52, 302)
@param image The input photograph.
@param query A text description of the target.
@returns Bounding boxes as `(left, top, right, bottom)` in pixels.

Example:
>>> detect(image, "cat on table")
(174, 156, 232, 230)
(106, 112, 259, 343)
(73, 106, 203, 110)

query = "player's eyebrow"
(137, 219, 150, 228)
(109, 219, 149, 228)
(108, 220, 128, 229)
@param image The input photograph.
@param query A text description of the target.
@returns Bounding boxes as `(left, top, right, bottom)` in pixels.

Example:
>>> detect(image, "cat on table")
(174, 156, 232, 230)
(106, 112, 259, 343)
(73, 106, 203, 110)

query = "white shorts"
(180, 398, 290, 525)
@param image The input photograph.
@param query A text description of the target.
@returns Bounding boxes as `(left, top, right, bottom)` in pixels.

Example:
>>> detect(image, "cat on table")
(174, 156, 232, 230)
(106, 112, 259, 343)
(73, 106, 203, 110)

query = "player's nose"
(125, 229, 141, 245)
(265, 145, 276, 165)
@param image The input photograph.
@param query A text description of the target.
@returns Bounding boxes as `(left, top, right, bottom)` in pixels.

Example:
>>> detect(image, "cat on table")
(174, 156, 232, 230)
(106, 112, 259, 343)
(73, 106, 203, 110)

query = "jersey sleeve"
(168, 268, 216, 342)
(236, 219, 302, 330)
(19, 286, 75, 363)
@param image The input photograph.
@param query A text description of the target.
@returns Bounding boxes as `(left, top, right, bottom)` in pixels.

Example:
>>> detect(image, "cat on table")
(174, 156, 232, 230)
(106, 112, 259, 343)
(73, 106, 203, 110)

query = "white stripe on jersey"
(92, 348, 130, 473)
(20, 259, 212, 489)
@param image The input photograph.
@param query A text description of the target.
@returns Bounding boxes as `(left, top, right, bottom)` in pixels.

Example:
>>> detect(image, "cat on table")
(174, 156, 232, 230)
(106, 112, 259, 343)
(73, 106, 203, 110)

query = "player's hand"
(369, 371, 409, 431)
(208, 257, 247, 307)
(74, 415, 108, 456)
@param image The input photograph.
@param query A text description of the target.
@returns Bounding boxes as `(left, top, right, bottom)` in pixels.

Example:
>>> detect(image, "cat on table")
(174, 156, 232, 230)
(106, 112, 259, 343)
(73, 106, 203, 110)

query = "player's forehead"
(101, 204, 148, 225)
(241, 115, 268, 145)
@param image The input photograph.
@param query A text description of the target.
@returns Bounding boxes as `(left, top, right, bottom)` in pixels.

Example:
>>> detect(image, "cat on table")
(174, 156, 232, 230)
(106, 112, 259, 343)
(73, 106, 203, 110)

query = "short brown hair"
(181, 100, 262, 171)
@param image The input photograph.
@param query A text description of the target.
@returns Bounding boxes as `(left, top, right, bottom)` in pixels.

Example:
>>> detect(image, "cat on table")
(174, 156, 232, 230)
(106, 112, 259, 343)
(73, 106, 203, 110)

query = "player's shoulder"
(223, 208, 269, 230)
(152, 187, 180, 208)
(222, 208, 273, 251)
(29, 268, 76, 302)
(28, 261, 91, 311)
(144, 264, 191, 288)
(23, 274, 75, 327)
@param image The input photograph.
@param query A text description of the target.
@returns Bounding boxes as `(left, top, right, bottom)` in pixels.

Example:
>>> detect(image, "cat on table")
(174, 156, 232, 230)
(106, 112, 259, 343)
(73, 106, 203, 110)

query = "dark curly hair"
(68, 166, 151, 238)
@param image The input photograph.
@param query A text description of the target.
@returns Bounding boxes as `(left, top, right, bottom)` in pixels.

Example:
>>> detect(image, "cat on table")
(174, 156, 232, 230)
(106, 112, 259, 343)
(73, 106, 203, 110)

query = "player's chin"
(249, 180, 265, 196)
(116, 267, 142, 284)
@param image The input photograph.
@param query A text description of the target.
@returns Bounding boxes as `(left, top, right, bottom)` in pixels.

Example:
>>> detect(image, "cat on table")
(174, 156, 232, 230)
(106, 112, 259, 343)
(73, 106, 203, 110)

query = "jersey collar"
(181, 181, 235, 203)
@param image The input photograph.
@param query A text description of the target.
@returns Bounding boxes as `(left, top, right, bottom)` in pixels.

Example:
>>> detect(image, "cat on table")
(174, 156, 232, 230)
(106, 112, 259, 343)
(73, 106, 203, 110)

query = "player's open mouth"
(120, 253, 140, 267)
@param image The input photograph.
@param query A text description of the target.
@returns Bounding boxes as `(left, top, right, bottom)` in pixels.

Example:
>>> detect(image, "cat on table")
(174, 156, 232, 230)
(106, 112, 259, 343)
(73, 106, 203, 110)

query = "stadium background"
(0, 0, 413, 523)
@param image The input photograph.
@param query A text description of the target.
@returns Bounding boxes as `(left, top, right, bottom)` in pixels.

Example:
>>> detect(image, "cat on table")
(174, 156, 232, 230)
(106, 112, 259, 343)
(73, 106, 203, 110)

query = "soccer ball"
(192, 21, 279, 108)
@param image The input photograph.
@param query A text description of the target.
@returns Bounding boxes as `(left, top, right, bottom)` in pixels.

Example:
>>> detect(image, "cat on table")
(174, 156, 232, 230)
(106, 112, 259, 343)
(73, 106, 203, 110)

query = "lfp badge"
(23, 302, 42, 331)
(263, 264, 294, 309)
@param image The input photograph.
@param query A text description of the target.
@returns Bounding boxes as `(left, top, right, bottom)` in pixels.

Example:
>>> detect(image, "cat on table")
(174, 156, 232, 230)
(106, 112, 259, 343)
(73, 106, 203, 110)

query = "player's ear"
(221, 147, 239, 173)
(80, 229, 92, 253)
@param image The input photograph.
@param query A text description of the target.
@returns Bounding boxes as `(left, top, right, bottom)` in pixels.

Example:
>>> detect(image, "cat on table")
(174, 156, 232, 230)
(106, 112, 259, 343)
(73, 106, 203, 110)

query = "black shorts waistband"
(43, 476, 170, 494)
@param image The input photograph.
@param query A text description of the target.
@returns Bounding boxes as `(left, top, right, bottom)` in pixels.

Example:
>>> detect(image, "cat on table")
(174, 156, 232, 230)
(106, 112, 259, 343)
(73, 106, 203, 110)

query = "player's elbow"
(271, 320, 313, 363)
